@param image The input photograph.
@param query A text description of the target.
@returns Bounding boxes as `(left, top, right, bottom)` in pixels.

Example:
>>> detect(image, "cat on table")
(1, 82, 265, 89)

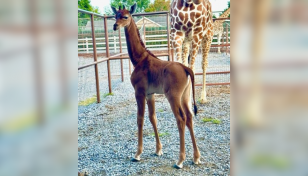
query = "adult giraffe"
(170, 0, 214, 103)
(213, 7, 230, 54)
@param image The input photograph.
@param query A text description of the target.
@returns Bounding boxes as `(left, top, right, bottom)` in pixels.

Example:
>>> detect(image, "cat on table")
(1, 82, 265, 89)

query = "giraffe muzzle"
(113, 24, 119, 31)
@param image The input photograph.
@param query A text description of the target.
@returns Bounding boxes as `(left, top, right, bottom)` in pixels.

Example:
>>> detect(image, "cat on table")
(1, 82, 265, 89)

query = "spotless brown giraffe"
(111, 4, 201, 169)
(170, 0, 214, 103)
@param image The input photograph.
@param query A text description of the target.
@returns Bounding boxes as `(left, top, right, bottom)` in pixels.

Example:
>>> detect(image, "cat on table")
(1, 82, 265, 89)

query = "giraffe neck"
(214, 7, 230, 26)
(124, 18, 148, 66)
(219, 8, 230, 18)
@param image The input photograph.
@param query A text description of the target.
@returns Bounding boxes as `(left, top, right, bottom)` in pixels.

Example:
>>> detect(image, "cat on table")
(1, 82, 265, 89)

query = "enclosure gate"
(78, 9, 230, 103)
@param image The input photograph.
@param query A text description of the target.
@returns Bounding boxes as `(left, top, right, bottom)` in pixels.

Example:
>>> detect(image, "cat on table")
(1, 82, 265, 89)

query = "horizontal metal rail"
(105, 11, 169, 18)
(195, 71, 230, 75)
(196, 83, 230, 86)
(213, 17, 230, 21)
(211, 44, 230, 47)
(78, 9, 105, 18)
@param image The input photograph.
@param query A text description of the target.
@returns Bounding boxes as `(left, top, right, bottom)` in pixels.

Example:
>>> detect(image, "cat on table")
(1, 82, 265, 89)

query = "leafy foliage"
(105, 0, 151, 15)
(78, 0, 100, 27)
(219, 1, 230, 17)
(144, 0, 170, 12)
(78, 0, 100, 13)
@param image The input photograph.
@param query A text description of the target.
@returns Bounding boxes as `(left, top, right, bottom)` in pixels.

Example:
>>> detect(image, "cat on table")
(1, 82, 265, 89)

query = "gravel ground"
(78, 80, 230, 176)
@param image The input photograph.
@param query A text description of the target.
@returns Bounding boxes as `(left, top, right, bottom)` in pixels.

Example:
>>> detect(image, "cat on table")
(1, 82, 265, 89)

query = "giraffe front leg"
(189, 38, 201, 74)
(132, 91, 146, 162)
(200, 35, 212, 103)
(200, 65, 208, 103)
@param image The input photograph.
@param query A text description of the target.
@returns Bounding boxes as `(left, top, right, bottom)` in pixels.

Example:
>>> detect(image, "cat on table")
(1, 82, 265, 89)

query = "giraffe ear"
(130, 3, 137, 14)
(111, 6, 117, 14)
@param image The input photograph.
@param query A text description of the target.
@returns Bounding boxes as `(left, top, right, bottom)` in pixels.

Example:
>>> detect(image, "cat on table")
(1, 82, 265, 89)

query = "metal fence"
(78, 9, 230, 103)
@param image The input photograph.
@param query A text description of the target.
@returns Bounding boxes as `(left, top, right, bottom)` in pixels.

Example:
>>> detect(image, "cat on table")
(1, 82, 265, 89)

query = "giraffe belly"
(147, 84, 164, 95)
(184, 32, 194, 43)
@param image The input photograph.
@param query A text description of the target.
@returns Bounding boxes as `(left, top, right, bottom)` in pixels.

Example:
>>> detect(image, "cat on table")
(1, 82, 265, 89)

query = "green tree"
(104, 0, 150, 15)
(219, 1, 230, 17)
(78, 0, 100, 27)
(144, 0, 170, 12)
(78, 0, 100, 14)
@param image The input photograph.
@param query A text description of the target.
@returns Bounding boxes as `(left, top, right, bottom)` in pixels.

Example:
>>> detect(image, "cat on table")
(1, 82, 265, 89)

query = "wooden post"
(104, 15, 112, 93)
(143, 16, 146, 46)
(86, 37, 88, 53)
(167, 14, 171, 61)
(119, 29, 124, 82)
(114, 35, 117, 53)
(226, 25, 229, 54)
(225, 25, 228, 53)
(91, 14, 101, 103)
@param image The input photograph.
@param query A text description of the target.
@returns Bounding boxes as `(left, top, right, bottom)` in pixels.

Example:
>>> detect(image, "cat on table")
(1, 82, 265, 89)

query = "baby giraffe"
(111, 4, 201, 169)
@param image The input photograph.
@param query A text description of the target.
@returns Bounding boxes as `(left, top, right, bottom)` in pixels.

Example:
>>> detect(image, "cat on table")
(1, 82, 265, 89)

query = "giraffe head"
(111, 3, 137, 31)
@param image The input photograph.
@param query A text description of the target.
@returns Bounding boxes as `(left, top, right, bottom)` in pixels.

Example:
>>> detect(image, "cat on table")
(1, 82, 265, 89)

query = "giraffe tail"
(182, 65, 197, 116)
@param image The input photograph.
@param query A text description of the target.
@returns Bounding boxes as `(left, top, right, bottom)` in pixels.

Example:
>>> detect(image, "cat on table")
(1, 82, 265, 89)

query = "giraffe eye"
(123, 16, 128, 19)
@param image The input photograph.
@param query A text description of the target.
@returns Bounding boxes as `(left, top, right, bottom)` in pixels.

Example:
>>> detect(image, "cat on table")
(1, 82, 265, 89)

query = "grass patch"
(78, 96, 97, 106)
(103, 92, 114, 98)
(202, 117, 221, 124)
(251, 154, 290, 169)
(202, 117, 213, 123)
(151, 132, 170, 137)
(211, 119, 221, 124)
(158, 108, 164, 112)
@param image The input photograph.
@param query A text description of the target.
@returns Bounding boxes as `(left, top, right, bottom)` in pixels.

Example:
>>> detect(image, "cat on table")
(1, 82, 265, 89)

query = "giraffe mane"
(131, 18, 157, 59)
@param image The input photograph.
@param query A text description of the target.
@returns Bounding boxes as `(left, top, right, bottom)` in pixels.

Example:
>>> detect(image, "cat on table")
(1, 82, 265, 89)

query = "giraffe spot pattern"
(184, 13, 189, 25)
(187, 21, 193, 28)
(175, 23, 181, 30)
(174, 8, 178, 16)
(190, 12, 196, 22)
(179, 12, 184, 21)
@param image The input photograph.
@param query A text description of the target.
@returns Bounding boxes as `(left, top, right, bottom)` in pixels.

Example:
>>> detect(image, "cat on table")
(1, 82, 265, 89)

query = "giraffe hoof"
(193, 158, 201, 165)
(131, 157, 140, 162)
(155, 150, 163, 156)
(200, 99, 208, 104)
(173, 163, 183, 169)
